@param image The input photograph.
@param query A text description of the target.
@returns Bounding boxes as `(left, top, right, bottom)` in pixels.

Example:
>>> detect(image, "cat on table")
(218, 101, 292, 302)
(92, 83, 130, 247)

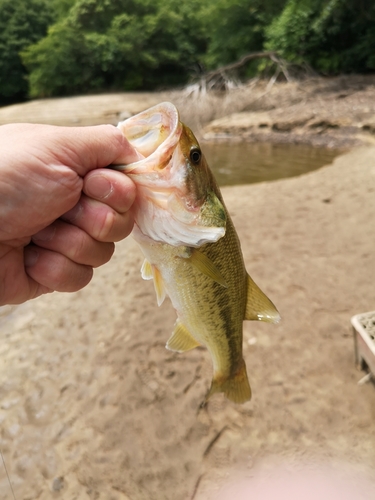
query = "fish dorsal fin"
(141, 259, 153, 280)
(140, 259, 166, 306)
(166, 321, 200, 352)
(187, 249, 228, 288)
(245, 274, 280, 323)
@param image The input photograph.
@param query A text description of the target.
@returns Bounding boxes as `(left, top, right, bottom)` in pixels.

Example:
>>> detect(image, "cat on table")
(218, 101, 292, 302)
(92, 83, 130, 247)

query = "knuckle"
(115, 174, 136, 211)
(70, 231, 88, 262)
(49, 255, 72, 289)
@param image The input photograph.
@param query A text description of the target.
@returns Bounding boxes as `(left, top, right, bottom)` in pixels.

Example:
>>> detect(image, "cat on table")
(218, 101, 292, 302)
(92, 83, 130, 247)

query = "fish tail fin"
(205, 360, 251, 404)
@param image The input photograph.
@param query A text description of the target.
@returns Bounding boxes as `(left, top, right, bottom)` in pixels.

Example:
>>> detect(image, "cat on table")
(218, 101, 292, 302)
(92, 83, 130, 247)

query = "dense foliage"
(22, 0, 208, 97)
(201, 0, 286, 70)
(0, 0, 54, 103)
(266, 0, 375, 74)
(1, 0, 375, 102)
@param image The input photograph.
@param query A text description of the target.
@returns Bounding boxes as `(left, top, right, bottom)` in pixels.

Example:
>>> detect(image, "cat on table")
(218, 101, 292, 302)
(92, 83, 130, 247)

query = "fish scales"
(140, 208, 245, 375)
(114, 102, 280, 404)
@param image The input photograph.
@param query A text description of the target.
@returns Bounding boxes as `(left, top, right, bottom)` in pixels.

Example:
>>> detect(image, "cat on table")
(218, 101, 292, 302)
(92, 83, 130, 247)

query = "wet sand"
(1, 145, 375, 499)
(0, 79, 375, 498)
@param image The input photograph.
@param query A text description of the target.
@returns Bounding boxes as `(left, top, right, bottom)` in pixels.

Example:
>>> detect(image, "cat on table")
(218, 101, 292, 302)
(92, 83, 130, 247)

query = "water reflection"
(202, 142, 342, 186)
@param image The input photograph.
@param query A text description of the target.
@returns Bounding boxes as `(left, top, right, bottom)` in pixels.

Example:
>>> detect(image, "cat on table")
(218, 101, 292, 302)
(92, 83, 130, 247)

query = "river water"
(202, 142, 342, 186)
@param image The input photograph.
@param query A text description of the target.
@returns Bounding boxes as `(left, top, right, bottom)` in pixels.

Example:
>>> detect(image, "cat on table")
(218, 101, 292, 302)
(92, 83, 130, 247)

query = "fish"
(114, 102, 280, 404)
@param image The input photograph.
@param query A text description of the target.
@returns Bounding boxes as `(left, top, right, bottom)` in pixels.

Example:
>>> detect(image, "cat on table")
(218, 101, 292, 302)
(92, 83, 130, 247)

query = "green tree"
(49, 0, 77, 20)
(266, 0, 375, 73)
(22, 0, 208, 97)
(0, 0, 54, 103)
(202, 0, 287, 70)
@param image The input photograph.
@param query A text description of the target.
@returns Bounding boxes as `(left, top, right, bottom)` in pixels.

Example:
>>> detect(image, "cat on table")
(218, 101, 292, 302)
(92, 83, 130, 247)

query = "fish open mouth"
(115, 102, 181, 172)
(113, 102, 226, 248)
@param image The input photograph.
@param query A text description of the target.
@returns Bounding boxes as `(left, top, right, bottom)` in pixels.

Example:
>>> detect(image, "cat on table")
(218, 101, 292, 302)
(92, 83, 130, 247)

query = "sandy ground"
(0, 77, 375, 499)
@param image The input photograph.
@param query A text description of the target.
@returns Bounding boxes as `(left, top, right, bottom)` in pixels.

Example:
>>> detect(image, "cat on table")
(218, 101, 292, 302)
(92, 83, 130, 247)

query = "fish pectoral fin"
(166, 321, 200, 353)
(141, 259, 153, 280)
(187, 249, 228, 288)
(205, 359, 251, 404)
(245, 273, 280, 323)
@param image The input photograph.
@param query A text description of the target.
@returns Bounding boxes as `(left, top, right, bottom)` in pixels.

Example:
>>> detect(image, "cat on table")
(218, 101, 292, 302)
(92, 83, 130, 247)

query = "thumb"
(51, 124, 141, 176)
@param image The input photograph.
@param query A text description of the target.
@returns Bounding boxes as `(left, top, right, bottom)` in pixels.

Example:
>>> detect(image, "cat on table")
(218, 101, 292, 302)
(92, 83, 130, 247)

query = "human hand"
(0, 123, 139, 305)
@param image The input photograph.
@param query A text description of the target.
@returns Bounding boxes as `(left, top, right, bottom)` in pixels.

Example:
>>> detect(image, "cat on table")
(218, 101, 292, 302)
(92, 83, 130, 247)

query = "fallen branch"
(204, 51, 278, 80)
(206, 51, 291, 88)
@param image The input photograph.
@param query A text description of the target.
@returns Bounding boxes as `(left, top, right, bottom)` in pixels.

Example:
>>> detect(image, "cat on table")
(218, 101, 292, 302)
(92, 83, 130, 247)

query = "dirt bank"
(0, 77, 375, 499)
(199, 75, 375, 149)
(2, 75, 375, 150)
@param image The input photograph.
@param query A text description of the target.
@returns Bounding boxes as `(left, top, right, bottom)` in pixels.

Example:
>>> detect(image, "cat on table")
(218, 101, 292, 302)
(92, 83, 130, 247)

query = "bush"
(201, 0, 286, 71)
(266, 0, 375, 74)
(22, 0, 208, 97)
(0, 0, 54, 103)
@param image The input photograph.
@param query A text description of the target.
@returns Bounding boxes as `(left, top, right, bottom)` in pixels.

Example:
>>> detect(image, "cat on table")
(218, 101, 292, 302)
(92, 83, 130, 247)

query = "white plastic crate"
(352, 311, 375, 376)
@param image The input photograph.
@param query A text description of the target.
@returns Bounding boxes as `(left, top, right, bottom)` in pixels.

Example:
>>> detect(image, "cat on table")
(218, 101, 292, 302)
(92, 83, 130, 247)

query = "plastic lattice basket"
(351, 311, 375, 375)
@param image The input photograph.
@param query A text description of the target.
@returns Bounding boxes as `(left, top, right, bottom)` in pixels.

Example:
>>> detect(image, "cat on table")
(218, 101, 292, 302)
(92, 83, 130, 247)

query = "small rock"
(52, 476, 64, 491)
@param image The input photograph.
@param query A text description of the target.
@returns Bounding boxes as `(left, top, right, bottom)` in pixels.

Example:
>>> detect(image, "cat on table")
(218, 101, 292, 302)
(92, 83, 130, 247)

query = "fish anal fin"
(188, 249, 227, 288)
(205, 359, 251, 404)
(152, 265, 166, 306)
(166, 321, 200, 353)
(141, 259, 153, 280)
(245, 274, 280, 323)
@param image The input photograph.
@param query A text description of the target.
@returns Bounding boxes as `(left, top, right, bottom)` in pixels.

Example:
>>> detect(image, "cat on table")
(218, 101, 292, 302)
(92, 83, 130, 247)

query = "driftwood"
(193, 51, 292, 92)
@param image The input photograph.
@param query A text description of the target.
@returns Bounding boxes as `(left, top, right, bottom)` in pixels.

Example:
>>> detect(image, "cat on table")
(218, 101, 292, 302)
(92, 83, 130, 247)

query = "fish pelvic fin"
(245, 273, 280, 323)
(152, 265, 166, 306)
(205, 359, 251, 404)
(141, 260, 166, 306)
(166, 321, 200, 353)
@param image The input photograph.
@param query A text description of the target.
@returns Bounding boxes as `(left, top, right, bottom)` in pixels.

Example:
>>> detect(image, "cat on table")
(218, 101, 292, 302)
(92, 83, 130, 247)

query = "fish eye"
(190, 148, 202, 164)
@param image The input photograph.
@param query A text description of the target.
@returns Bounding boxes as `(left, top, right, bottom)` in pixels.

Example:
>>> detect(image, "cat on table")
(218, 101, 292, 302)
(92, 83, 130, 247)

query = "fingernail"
(85, 175, 113, 200)
(32, 226, 56, 242)
(62, 202, 83, 222)
(24, 247, 39, 267)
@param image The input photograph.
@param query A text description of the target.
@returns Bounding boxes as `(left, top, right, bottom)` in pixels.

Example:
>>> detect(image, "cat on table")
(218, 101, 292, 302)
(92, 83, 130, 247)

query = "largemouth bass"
(115, 102, 280, 404)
